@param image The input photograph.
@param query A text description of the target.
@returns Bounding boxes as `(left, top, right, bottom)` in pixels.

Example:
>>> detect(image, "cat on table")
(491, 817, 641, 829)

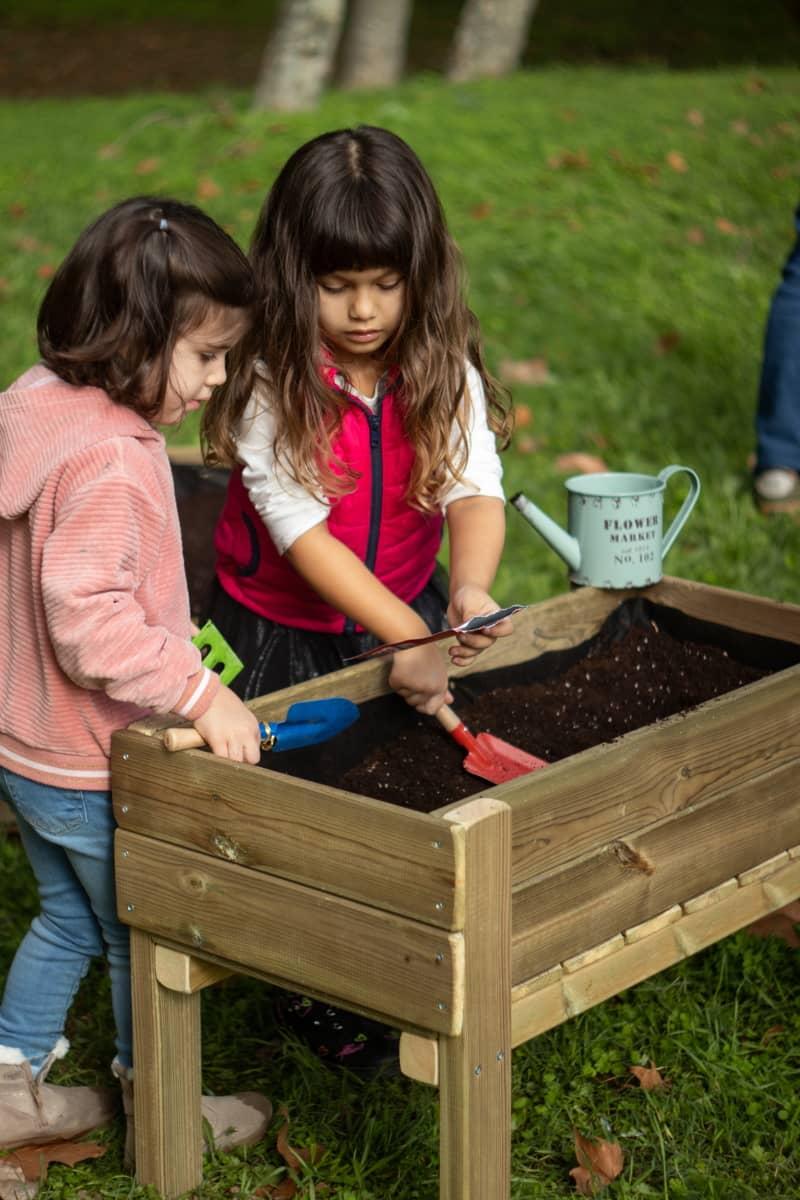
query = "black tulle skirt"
(203, 566, 450, 701)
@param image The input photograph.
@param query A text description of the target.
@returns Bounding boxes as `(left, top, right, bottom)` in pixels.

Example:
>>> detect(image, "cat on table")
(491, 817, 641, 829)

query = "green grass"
(2, 64, 800, 1198)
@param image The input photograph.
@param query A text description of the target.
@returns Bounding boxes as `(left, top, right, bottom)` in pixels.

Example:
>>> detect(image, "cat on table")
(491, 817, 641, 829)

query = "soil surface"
(267, 599, 800, 813)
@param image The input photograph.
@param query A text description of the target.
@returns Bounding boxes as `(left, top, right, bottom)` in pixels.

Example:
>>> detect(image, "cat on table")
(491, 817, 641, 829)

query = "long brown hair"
(38, 195, 255, 421)
(203, 126, 510, 508)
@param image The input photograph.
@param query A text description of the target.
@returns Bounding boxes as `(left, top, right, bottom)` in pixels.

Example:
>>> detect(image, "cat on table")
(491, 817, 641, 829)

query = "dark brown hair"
(203, 126, 510, 507)
(38, 195, 255, 421)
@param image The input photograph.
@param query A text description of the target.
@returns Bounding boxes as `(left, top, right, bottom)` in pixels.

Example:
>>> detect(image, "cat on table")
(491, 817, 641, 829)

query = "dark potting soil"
(267, 599, 800, 813)
(169, 463, 800, 815)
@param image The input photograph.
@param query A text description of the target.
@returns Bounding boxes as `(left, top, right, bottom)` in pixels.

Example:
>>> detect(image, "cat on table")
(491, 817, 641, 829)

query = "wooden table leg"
(130, 930, 203, 1197)
(439, 798, 512, 1199)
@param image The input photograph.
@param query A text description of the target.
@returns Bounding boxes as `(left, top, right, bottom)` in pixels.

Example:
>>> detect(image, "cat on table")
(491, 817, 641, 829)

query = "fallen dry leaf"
(686, 226, 705, 245)
(515, 434, 540, 454)
(666, 150, 689, 173)
(273, 1105, 324, 1177)
(745, 910, 800, 948)
(499, 357, 553, 386)
(686, 108, 704, 126)
(253, 1181, 296, 1199)
(134, 157, 160, 176)
(570, 1166, 603, 1196)
(548, 149, 590, 171)
(470, 201, 493, 220)
(715, 217, 738, 235)
(630, 1063, 669, 1090)
(197, 177, 222, 200)
(730, 118, 750, 135)
(7, 1140, 105, 1182)
(570, 1129, 624, 1194)
(655, 330, 681, 355)
(514, 403, 533, 428)
(555, 452, 608, 475)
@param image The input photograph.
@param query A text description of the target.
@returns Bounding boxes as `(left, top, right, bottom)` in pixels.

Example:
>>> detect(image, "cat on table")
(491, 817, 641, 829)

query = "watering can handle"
(657, 465, 701, 559)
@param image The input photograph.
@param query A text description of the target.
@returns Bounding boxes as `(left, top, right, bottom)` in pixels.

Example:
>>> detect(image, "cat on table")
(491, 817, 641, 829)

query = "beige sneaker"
(0, 1044, 117, 1150)
(112, 1060, 271, 1168)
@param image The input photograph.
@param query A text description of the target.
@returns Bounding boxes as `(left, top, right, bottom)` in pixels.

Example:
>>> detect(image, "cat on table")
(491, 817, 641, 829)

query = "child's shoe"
(0, 1045, 117, 1149)
(111, 1060, 272, 1167)
(753, 467, 800, 513)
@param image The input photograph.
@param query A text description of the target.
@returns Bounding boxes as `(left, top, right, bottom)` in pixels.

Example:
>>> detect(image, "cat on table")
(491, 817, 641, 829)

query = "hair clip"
(159, 217, 168, 231)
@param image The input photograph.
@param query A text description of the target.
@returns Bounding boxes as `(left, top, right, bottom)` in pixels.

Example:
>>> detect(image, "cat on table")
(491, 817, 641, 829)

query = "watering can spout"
(510, 492, 582, 573)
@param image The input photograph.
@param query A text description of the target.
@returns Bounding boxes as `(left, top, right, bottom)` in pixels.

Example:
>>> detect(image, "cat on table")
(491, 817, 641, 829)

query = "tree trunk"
(447, 0, 539, 82)
(253, 0, 347, 111)
(337, 0, 413, 91)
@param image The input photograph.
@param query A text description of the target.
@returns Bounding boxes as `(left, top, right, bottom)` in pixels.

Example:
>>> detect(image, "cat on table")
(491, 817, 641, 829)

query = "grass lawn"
(1, 62, 800, 1198)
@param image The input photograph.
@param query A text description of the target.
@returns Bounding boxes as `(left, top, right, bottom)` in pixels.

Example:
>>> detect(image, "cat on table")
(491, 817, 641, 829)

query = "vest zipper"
(343, 393, 384, 635)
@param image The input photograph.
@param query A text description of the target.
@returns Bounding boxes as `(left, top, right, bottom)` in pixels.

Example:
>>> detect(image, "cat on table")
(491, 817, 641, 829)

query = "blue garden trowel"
(162, 621, 359, 752)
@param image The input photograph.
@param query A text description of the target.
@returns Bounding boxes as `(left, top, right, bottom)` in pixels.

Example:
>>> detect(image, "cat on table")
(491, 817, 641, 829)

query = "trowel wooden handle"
(435, 704, 479, 753)
(435, 704, 462, 734)
(162, 726, 205, 752)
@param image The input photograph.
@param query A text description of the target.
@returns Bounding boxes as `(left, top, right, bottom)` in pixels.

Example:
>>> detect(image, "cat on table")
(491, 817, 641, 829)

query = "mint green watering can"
(511, 465, 701, 589)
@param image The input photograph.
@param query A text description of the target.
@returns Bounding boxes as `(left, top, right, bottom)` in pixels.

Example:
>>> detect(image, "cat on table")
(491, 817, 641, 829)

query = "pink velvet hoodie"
(0, 364, 219, 789)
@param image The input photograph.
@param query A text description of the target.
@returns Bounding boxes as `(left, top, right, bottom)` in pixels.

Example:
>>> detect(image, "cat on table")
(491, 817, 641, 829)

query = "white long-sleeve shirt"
(236, 361, 505, 555)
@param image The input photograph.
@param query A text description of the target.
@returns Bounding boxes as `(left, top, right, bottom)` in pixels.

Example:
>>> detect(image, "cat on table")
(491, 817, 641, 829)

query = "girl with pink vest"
(0, 197, 271, 1161)
(204, 125, 514, 714)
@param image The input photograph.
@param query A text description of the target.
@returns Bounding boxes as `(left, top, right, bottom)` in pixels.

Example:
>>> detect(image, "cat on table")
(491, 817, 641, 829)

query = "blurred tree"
(337, 0, 413, 91)
(448, 0, 539, 81)
(253, 0, 346, 110)
(253, 0, 540, 110)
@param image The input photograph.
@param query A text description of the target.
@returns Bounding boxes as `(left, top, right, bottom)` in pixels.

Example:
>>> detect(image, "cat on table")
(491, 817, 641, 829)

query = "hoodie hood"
(0, 364, 163, 519)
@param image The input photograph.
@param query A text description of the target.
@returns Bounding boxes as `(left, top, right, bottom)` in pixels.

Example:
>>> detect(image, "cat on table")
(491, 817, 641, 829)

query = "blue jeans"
(755, 205, 800, 473)
(0, 768, 132, 1073)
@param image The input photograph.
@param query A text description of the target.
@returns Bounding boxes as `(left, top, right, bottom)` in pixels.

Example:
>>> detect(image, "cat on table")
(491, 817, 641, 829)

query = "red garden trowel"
(434, 703, 547, 785)
(162, 621, 359, 752)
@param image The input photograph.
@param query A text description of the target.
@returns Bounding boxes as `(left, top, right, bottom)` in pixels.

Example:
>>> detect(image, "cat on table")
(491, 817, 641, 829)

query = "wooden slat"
(154, 946, 232, 994)
(498, 665, 800, 885)
(511, 855, 800, 1046)
(116, 830, 463, 1035)
(648, 577, 800, 644)
(511, 759, 800, 983)
(399, 1033, 439, 1086)
(112, 730, 459, 929)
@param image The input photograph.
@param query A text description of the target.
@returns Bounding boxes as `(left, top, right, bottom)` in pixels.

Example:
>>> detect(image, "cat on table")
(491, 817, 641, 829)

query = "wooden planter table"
(112, 577, 800, 1199)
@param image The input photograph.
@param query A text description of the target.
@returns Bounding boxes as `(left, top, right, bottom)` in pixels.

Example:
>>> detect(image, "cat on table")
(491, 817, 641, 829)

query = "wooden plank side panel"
(511, 760, 800, 984)
(649, 577, 800, 644)
(116, 831, 462, 1035)
(112, 731, 459, 929)
(501, 666, 800, 885)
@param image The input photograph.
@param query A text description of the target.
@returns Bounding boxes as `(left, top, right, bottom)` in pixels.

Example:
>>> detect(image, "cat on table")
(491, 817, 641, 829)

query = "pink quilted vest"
(214, 371, 444, 633)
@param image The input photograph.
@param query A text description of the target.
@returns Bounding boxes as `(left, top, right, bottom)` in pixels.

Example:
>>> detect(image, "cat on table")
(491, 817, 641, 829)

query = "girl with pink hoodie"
(0, 196, 270, 1161)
